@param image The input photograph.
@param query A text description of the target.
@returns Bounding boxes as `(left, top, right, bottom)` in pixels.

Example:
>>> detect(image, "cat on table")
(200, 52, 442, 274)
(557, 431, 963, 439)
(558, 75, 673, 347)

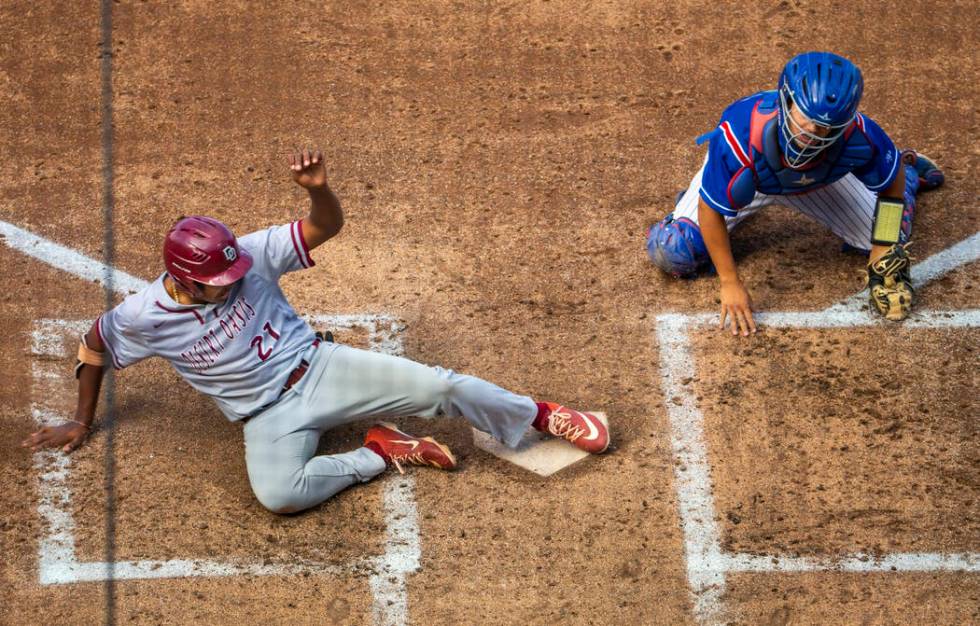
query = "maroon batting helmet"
(163, 216, 253, 292)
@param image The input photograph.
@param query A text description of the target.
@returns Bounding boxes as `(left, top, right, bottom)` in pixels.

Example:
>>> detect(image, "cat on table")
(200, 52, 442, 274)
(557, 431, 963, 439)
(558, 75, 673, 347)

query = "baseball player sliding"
(646, 51, 945, 333)
(22, 149, 610, 514)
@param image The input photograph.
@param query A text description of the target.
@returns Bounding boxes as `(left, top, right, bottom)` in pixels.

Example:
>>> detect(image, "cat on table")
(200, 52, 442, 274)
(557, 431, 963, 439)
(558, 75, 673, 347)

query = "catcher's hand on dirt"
(21, 422, 89, 454)
(289, 147, 327, 189)
(719, 279, 757, 336)
(868, 243, 914, 321)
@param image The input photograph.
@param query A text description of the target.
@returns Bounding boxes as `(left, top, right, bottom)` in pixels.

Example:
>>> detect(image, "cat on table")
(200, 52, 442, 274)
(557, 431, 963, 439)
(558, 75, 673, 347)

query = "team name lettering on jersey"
(180, 295, 258, 372)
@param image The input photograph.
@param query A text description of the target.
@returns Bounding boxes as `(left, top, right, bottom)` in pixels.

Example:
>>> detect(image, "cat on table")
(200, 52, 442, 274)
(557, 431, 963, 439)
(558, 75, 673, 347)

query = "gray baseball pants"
(242, 342, 537, 513)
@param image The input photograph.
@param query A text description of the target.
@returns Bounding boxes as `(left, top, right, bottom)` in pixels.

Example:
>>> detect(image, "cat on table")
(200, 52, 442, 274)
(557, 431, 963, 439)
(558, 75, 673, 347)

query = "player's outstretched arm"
(699, 198, 756, 337)
(21, 322, 105, 453)
(290, 147, 344, 251)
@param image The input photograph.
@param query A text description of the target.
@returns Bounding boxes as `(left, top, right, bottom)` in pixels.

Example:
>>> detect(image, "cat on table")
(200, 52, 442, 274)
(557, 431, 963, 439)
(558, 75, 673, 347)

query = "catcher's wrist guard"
(867, 243, 914, 322)
(871, 196, 905, 245)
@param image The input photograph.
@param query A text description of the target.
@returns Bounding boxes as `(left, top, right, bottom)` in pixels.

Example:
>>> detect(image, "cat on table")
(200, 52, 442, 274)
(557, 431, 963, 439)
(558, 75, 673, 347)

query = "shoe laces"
(387, 451, 429, 475)
(548, 408, 587, 443)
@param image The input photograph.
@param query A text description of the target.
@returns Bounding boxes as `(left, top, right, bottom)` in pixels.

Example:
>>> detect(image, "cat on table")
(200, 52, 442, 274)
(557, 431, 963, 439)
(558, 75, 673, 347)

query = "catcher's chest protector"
(750, 98, 874, 195)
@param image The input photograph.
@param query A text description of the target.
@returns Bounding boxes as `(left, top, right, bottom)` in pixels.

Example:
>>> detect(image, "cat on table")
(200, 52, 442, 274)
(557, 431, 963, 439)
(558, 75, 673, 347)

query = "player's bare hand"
(719, 280, 757, 337)
(21, 422, 89, 454)
(289, 148, 327, 190)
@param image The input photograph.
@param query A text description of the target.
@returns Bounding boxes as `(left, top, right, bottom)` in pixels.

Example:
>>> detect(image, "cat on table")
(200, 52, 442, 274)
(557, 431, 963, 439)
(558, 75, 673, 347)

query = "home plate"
(471, 412, 608, 476)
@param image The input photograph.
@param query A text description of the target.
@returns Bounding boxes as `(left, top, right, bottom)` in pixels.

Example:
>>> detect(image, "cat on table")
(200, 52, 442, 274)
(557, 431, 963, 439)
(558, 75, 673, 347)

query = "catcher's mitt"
(867, 243, 914, 321)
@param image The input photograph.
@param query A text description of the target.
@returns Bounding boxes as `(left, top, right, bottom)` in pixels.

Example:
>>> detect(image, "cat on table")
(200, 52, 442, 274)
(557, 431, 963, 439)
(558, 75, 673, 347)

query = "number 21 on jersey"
(250, 322, 280, 361)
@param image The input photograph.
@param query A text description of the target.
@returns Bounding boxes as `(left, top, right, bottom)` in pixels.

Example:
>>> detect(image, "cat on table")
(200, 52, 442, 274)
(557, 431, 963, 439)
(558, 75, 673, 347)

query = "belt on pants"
(281, 336, 321, 393)
(241, 332, 330, 424)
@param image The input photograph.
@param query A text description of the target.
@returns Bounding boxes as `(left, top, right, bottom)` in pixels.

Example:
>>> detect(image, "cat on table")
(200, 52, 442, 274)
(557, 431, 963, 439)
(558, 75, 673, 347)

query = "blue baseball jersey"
(697, 90, 902, 217)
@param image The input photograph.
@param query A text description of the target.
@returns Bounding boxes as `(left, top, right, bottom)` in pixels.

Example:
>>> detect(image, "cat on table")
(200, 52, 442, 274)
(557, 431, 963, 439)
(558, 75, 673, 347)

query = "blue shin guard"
(646, 214, 711, 278)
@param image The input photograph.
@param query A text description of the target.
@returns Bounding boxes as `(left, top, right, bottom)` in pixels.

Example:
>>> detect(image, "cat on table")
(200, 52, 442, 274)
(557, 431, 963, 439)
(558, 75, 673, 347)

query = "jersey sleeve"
(96, 295, 154, 369)
(851, 114, 902, 192)
(698, 128, 753, 217)
(237, 220, 315, 281)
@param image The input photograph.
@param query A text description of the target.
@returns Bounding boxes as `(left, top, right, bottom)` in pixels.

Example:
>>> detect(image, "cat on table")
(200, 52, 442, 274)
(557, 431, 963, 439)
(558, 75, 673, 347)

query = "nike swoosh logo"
(579, 412, 601, 441)
(391, 439, 420, 450)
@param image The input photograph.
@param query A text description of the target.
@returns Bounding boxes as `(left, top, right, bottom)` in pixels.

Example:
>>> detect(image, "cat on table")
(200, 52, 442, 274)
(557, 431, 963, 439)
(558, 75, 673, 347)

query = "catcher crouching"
(644, 51, 945, 331)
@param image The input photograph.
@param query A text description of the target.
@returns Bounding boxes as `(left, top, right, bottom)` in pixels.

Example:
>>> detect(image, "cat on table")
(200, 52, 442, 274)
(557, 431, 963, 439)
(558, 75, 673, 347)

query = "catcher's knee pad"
(645, 214, 710, 278)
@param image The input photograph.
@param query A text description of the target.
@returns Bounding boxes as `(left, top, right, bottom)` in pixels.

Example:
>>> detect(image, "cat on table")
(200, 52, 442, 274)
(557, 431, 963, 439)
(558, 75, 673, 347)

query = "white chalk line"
(32, 317, 417, 625)
(655, 320, 725, 616)
(656, 231, 980, 625)
(726, 552, 979, 573)
(8, 219, 420, 625)
(660, 308, 980, 331)
(0, 220, 146, 296)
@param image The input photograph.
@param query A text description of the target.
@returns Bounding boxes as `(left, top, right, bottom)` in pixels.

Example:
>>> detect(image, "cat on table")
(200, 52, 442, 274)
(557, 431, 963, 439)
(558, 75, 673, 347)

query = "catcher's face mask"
(779, 87, 854, 168)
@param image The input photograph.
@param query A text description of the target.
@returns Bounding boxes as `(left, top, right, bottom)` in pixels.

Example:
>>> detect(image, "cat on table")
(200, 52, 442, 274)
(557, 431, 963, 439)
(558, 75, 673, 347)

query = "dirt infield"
(697, 327, 979, 555)
(2, 1, 977, 624)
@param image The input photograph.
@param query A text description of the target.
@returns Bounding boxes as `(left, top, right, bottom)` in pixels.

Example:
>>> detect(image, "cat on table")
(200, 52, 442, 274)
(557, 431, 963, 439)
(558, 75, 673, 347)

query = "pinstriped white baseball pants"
(242, 342, 537, 513)
(672, 156, 882, 250)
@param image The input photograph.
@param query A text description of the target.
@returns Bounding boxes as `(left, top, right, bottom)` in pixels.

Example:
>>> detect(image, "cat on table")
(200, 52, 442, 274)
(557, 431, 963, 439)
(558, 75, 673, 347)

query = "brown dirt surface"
(917, 261, 980, 311)
(2, 0, 978, 624)
(696, 327, 979, 556)
(726, 573, 980, 625)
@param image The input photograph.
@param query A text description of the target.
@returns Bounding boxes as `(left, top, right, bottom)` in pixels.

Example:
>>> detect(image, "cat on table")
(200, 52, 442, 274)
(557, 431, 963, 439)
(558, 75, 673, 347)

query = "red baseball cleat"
(534, 402, 610, 454)
(364, 422, 458, 474)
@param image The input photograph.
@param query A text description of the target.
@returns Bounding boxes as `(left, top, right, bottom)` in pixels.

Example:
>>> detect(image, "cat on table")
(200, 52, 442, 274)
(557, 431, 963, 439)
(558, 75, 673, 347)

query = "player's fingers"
(33, 427, 52, 441)
(719, 305, 728, 331)
(302, 147, 310, 167)
(288, 152, 298, 171)
(313, 149, 322, 164)
(29, 430, 53, 447)
(730, 306, 745, 336)
(741, 308, 755, 335)
(742, 306, 754, 334)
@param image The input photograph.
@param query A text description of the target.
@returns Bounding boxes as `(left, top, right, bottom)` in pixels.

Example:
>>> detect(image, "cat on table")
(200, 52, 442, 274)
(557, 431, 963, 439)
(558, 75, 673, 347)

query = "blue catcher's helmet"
(777, 52, 863, 168)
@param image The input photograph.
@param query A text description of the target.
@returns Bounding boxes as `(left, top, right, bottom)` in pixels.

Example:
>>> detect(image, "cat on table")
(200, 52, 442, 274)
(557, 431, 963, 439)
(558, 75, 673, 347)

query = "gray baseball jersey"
(97, 220, 318, 420)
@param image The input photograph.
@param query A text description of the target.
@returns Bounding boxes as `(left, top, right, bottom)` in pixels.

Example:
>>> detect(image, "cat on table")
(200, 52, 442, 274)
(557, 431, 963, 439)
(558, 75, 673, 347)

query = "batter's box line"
(656, 311, 980, 625)
(31, 316, 417, 626)
(655, 232, 980, 625)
